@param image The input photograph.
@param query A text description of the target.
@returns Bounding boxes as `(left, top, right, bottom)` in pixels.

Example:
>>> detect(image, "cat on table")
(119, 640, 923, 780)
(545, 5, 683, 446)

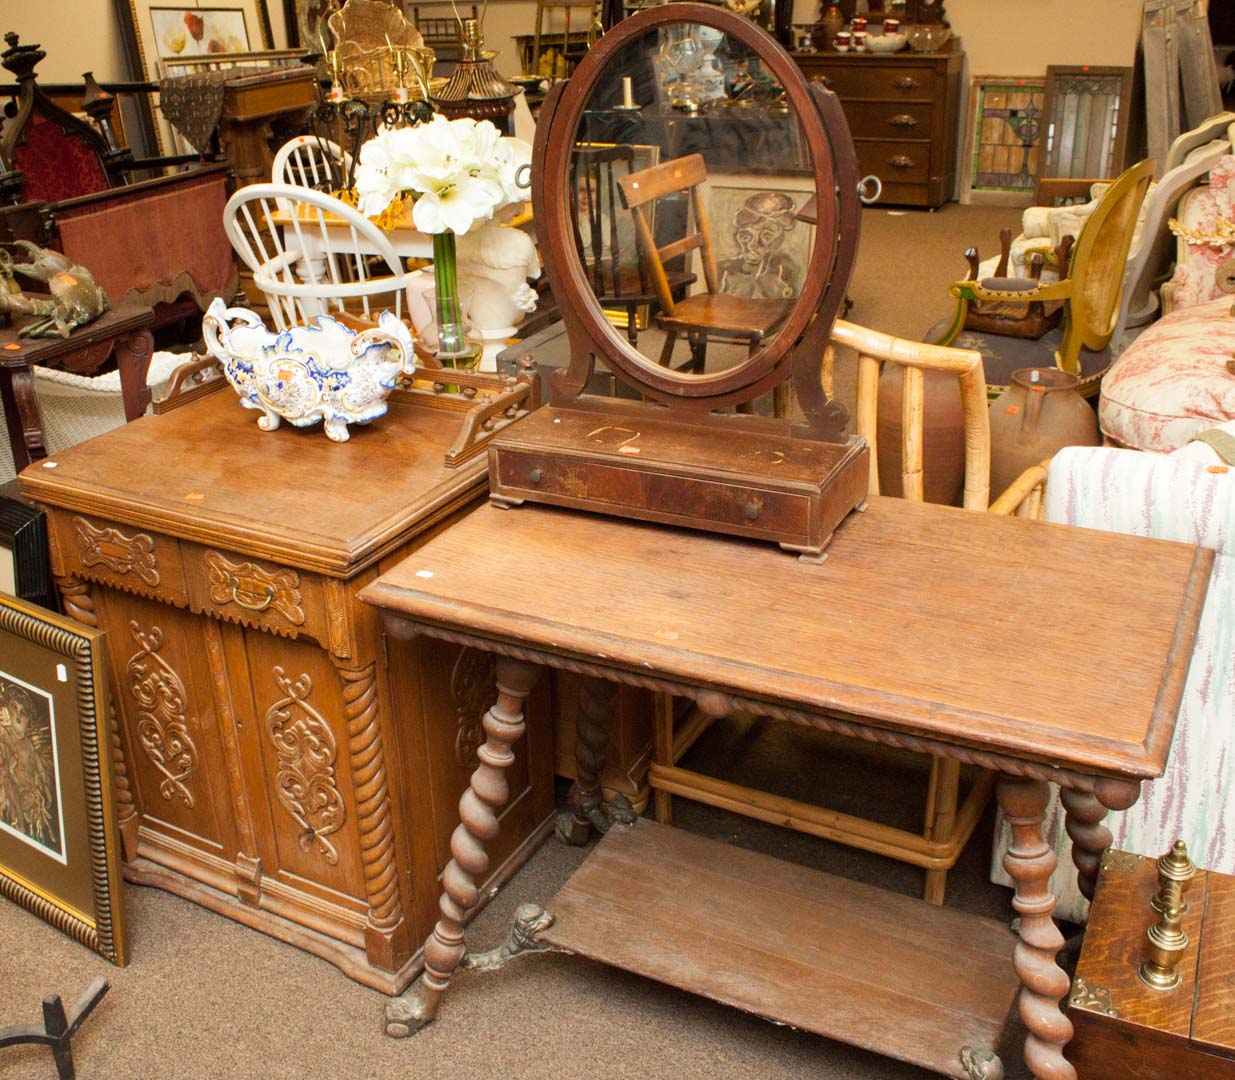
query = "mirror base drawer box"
(489, 405, 869, 560)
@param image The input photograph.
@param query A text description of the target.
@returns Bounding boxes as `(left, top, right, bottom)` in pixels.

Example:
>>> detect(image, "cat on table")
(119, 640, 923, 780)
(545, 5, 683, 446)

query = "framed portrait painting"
(0, 594, 127, 965)
(701, 172, 816, 302)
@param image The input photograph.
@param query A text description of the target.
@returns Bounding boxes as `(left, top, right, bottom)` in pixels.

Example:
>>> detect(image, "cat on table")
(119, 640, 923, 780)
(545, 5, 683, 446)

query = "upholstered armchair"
(0, 33, 237, 330)
(990, 444, 1235, 923)
(932, 160, 1154, 400)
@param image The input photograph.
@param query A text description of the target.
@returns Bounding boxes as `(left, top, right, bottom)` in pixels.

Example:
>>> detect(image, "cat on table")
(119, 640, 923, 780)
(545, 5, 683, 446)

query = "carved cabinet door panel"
(391, 635, 555, 889)
(234, 628, 371, 927)
(98, 590, 242, 871)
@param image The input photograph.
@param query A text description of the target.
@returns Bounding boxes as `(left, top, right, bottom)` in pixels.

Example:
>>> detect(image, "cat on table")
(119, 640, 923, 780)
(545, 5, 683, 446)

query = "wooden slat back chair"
(271, 135, 354, 198)
(223, 183, 413, 332)
(653, 321, 1047, 905)
(530, 0, 598, 78)
(412, 6, 477, 70)
(934, 159, 1154, 400)
(617, 153, 794, 376)
(571, 144, 695, 345)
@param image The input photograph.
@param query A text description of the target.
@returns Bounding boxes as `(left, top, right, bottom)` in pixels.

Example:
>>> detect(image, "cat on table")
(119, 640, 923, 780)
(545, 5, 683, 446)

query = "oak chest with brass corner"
(1067, 847, 1235, 1078)
(18, 386, 555, 994)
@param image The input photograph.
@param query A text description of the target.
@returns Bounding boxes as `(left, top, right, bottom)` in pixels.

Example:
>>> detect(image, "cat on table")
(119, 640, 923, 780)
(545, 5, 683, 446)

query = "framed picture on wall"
(115, 0, 274, 153)
(0, 483, 57, 613)
(0, 594, 127, 965)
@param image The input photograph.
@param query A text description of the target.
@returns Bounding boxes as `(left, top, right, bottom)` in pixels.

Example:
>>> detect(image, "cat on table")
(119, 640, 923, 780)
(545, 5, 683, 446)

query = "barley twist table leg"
(384, 656, 541, 1038)
(1059, 789, 1108, 903)
(997, 774, 1075, 1080)
(557, 676, 619, 845)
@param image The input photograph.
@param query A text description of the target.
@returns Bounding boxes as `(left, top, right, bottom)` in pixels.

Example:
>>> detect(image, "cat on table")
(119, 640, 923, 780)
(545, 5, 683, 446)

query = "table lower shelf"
(542, 819, 1019, 1078)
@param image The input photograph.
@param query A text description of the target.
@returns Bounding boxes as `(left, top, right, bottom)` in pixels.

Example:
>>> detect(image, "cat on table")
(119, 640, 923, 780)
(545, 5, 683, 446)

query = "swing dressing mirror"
(487, 3, 868, 559)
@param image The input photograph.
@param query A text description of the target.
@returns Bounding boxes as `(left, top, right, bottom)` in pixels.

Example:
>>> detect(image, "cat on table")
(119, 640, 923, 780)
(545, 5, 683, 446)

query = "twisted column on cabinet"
(336, 660, 400, 930)
(385, 656, 541, 1037)
(998, 775, 1074, 1080)
(55, 573, 139, 857)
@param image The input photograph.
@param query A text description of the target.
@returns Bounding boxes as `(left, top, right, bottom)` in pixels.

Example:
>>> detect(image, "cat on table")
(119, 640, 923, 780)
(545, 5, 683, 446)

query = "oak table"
(360, 498, 1212, 1079)
(18, 387, 556, 992)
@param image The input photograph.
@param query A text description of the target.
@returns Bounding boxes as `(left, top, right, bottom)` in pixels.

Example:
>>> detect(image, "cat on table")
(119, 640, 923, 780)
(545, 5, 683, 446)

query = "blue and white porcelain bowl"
(202, 298, 414, 443)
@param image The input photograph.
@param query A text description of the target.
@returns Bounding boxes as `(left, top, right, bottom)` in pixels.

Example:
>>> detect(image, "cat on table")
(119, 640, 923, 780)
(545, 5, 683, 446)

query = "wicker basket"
(0, 351, 190, 484)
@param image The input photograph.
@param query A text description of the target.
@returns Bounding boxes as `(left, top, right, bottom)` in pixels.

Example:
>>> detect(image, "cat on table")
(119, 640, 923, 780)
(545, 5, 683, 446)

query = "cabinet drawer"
(496, 452, 812, 540)
(855, 139, 932, 184)
(807, 63, 938, 102)
(183, 542, 332, 644)
(841, 101, 935, 139)
(52, 511, 188, 605)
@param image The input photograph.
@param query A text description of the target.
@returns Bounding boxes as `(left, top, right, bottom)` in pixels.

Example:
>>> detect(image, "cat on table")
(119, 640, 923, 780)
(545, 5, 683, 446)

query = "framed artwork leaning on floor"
(0, 594, 127, 965)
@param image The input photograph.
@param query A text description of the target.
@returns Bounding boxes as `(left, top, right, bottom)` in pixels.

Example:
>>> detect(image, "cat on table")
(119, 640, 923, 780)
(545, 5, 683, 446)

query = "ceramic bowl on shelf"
(864, 32, 907, 53)
(202, 298, 415, 443)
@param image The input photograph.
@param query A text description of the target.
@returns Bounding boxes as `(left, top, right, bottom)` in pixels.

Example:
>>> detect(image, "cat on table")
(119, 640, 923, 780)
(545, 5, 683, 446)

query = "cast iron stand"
(0, 977, 109, 1079)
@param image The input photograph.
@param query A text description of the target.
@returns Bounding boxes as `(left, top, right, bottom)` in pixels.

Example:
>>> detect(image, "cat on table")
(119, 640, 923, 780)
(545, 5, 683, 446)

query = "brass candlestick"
(1137, 839, 1196, 991)
(1150, 838, 1197, 916)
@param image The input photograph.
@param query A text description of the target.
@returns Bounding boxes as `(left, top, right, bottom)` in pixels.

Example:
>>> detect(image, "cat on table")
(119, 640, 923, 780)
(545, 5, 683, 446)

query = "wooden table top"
(0, 303, 154, 368)
(19, 388, 486, 575)
(362, 498, 1212, 780)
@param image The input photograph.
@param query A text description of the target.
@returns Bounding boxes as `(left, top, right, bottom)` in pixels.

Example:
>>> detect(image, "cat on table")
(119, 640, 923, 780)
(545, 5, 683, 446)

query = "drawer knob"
(895, 77, 920, 90)
(815, 74, 833, 88)
(529, 467, 543, 483)
(888, 155, 915, 169)
(888, 113, 919, 128)
(229, 576, 275, 612)
(744, 503, 760, 521)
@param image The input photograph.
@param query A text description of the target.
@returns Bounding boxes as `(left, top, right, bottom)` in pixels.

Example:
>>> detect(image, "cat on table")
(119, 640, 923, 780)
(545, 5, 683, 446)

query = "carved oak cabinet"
(18, 388, 554, 992)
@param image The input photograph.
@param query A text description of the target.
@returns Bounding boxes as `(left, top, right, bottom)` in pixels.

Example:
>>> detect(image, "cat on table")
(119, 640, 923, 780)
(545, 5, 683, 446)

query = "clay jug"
(876, 363, 966, 506)
(988, 367, 1099, 495)
(820, 5, 844, 48)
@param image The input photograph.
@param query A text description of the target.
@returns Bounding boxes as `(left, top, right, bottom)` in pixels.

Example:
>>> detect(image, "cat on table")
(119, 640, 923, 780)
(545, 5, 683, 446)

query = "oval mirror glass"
(568, 21, 816, 383)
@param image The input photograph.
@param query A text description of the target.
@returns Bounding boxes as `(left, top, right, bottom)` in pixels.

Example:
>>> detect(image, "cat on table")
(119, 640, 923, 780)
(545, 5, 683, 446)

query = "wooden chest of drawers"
(793, 49, 963, 208)
(19, 388, 555, 993)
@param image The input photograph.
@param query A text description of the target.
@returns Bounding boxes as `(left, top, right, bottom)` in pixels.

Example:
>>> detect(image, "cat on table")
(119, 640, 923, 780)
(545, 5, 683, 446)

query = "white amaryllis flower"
(354, 134, 403, 218)
(352, 114, 533, 232)
(410, 170, 504, 235)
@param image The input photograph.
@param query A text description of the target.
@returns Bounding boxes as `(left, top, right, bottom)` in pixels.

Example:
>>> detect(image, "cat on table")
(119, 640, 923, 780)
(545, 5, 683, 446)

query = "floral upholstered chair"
(990, 443, 1235, 922)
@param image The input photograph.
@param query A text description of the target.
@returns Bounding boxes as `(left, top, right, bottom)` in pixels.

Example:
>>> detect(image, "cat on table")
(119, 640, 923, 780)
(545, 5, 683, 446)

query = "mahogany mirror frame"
(531, 2, 861, 431)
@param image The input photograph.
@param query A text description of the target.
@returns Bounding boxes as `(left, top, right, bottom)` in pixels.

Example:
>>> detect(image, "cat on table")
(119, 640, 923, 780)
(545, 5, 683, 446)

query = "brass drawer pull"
(529, 468, 543, 483)
(894, 76, 920, 90)
(815, 74, 833, 88)
(229, 576, 275, 612)
(744, 503, 760, 521)
(888, 113, 919, 128)
(888, 155, 915, 169)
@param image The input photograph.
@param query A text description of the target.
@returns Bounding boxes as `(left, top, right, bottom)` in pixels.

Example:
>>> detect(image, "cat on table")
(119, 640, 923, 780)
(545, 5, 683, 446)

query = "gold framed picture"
(118, 0, 274, 154)
(0, 594, 127, 965)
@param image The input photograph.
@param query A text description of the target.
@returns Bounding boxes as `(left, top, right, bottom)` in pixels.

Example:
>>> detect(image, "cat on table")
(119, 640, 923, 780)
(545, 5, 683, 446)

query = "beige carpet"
(0, 202, 1040, 1080)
